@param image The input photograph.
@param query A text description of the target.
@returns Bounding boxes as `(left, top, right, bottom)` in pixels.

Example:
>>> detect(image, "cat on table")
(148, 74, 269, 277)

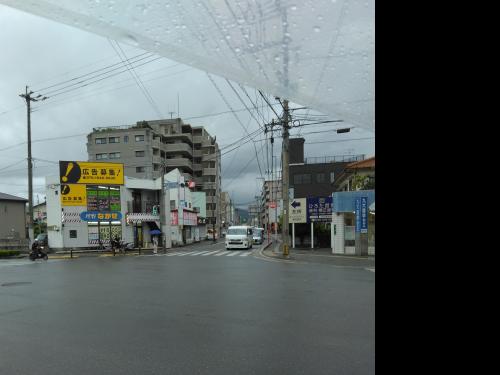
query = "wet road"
(0, 243, 374, 375)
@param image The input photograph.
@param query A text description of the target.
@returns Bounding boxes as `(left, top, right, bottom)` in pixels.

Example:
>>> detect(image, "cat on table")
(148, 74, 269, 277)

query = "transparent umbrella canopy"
(0, 0, 374, 130)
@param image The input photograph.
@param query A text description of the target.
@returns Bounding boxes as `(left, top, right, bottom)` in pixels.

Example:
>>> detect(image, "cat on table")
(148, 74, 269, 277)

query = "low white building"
(45, 168, 205, 250)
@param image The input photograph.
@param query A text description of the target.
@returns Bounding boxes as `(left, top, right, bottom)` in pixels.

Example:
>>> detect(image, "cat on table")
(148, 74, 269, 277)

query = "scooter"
(29, 244, 48, 261)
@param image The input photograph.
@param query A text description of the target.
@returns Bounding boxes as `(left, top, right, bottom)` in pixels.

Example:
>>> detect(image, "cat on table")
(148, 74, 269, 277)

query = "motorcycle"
(29, 243, 48, 261)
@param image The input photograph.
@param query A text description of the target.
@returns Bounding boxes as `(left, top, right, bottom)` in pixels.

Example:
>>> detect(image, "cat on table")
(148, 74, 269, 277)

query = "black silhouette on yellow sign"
(60, 184, 87, 207)
(59, 161, 124, 185)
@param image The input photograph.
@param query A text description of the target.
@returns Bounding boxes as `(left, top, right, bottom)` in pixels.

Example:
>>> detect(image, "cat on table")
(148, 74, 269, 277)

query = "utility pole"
(19, 86, 47, 246)
(281, 99, 290, 257)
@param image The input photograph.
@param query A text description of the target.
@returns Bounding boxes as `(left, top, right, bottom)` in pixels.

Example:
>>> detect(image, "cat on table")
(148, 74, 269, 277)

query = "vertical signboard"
(355, 197, 361, 233)
(361, 196, 368, 233)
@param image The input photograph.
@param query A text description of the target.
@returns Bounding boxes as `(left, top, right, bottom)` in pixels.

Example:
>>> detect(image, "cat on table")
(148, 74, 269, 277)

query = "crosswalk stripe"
(239, 251, 253, 256)
(177, 251, 198, 256)
(201, 250, 221, 256)
(214, 251, 230, 256)
(166, 252, 182, 256)
(226, 251, 240, 256)
(190, 251, 211, 256)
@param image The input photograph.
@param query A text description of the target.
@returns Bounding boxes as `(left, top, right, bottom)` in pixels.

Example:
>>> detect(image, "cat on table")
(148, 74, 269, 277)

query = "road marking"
(190, 251, 211, 256)
(214, 251, 230, 256)
(201, 250, 221, 256)
(240, 251, 253, 256)
(166, 252, 183, 256)
(226, 251, 240, 256)
(177, 251, 198, 256)
(365, 268, 375, 272)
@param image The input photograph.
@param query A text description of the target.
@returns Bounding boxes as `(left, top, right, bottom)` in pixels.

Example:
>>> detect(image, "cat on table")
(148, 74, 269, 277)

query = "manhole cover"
(1, 281, 33, 287)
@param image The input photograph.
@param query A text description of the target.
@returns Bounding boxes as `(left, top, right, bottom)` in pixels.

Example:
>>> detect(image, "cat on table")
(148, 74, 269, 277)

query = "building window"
(109, 137, 120, 143)
(95, 138, 106, 144)
(135, 135, 145, 142)
(330, 172, 335, 183)
(136, 167, 145, 173)
(316, 173, 326, 183)
(135, 151, 145, 157)
(108, 152, 121, 159)
(69, 230, 77, 238)
(96, 153, 108, 160)
(124, 135, 129, 143)
(170, 200, 176, 210)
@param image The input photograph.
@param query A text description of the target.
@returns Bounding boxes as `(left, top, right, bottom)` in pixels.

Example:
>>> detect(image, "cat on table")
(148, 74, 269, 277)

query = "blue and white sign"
(355, 198, 361, 233)
(307, 196, 333, 222)
(361, 196, 368, 233)
(80, 211, 122, 221)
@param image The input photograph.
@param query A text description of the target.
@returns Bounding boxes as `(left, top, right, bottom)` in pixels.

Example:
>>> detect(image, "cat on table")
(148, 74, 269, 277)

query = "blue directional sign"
(355, 197, 361, 233)
(80, 211, 122, 221)
(361, 197, 368, 233)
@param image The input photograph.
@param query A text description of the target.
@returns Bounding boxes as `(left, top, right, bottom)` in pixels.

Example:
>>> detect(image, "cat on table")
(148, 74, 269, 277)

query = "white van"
(225, 226, 253, 250)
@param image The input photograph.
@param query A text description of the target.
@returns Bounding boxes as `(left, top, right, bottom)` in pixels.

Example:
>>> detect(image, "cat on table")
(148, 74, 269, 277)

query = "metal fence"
(304, 154, 365, 164)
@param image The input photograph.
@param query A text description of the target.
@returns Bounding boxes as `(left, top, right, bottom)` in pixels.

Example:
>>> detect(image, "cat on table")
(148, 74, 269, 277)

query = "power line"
(259, 90, 280, 118)
(108, 40, 163, 118)
(34, 52, 153, 93)
(206, 73, 263, 178)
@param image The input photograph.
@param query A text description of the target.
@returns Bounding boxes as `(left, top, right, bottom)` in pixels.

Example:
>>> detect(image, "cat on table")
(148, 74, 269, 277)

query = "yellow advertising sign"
(60, 184, 87, 206)
(59, 161, 124, 185)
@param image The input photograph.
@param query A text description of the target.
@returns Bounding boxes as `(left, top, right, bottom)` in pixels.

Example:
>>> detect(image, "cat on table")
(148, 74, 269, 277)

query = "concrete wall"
(46, 176, 64, 249)
(0, 200, 26, 239)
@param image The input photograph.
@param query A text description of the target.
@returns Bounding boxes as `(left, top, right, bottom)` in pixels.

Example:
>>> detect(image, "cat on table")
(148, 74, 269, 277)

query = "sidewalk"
(262, 239, 375, 268)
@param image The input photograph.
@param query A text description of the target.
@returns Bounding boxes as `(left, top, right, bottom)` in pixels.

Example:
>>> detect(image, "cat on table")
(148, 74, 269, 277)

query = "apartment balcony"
(204, 182, 217, 190)
(193, 164, 202, 172)
(203, 167, 216, 176)
(152, 139, 161, 149)
(164, 132, 192, 144)
(193, 135, 203, 144)
(202, 153, 216, 162)
(193, 149, 203, 158)
(165, 158, 193, 172)
(152, 155, 161, 164)
(193, 176, 204, 186)
(164, 143, 193, 156)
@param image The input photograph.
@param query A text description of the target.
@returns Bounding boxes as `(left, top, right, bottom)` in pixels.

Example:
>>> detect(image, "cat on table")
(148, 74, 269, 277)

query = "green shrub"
(0, 250, 21, 257)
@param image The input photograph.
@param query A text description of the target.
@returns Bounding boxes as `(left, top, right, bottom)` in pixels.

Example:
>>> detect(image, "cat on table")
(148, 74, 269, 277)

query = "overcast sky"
(0, 4, 374, 209)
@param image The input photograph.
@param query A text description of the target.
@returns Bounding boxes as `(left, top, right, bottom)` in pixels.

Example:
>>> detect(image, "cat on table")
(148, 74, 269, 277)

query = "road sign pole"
(292, 223, 295, 248)
(311, 222, 314, 250)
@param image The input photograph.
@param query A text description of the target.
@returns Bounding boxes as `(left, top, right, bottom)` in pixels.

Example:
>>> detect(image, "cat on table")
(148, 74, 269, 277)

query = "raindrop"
(313, 26, 321, 33)
(182, 25, 187, 29)
(274, 56, 281, 62)
(291, 5, 297, 11)
(225, 35, 231, 40)
(237, 18, 245, 24)
(123, 34, 139, 46)
(317, 15, 324, 21)
(235, 47, 241, 53)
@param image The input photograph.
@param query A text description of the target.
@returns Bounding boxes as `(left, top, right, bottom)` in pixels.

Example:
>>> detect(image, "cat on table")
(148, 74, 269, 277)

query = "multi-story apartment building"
(260, 179, 283, 233)
(87, 118, 221, 228)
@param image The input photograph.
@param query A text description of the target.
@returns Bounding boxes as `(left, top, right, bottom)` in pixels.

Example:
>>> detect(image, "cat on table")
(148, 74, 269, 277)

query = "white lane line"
(365, 268, 375, 272)
(177, 251, 199, 256)
(166, 252, 183, 256)
(190, 251, 211, 256)
(214, 251, 230, 256)
(201, 250, 221, 256)
(226, 251, 240, 256)
(240, 251, 253, 256)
